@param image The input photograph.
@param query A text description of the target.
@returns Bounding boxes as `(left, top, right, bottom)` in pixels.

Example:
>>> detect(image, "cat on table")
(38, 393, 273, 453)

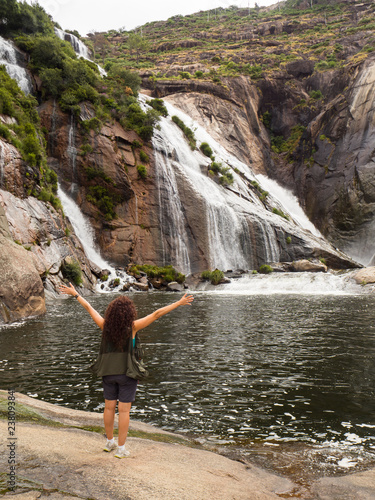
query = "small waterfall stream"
(0, 36, 33, 94)
(67, 115, 78, 193)
(54, 28, 107, 77)
(58, 186, 132, 292)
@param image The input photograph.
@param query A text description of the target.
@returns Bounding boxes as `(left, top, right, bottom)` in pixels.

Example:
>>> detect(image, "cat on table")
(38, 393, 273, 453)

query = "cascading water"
(256, 174, 322, 238)
(67, 115, 78, 193)
(0, 36, 33, 94)
(54, 28, 107, 77)
(146, 96, 330, 275)
(57, 186, 133, 292)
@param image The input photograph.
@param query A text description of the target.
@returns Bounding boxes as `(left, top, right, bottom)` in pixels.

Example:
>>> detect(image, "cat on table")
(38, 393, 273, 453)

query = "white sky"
(29, 0, 279, 36)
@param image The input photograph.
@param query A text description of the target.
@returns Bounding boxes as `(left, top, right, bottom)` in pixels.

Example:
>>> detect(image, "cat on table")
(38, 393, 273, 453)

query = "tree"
(127, 33, 150, 64)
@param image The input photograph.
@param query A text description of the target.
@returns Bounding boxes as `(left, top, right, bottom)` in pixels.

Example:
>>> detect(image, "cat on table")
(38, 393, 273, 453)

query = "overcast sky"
(28, 0, 279, 36)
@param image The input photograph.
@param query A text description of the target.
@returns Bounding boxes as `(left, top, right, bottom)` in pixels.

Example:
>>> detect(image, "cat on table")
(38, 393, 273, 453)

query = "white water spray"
(256, 174, 323, 238)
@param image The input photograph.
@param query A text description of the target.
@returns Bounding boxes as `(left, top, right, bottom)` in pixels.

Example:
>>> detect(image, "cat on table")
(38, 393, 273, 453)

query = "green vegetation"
(201, 269, 224, 285)
(250, 181, 268, 202)
(129, 265, 185, 284)
(0, 67, 58, 201)
(137, 164, 148, 179)
(86, 186, 119, 220)
(149, 98, 168, 117)
(139, 150, 150, 163)
(200, 142, 213, 158)
(171, 115, 196, 150)
(259, 264, 273, 274)
(94, 0, 370, 86)
(286, 236, 292, 244)
(209, 161, 234, 186)
(62, 259, 83, 286)
(272, 208, 290, 220)
(271, 125, 306, 156)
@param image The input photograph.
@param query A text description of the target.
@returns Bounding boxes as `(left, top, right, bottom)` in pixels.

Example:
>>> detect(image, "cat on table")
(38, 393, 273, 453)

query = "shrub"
(139, 150, 150, 163)
(179, 71, 191, 79)
(309, 90, 323, 100)
(200, 142, 213, 158)
(195, 70, 204, 78)
(86, 186, 117, 220)
(137, 164, 148, 179)
(62, 259, 83, 286)
(272, 207, 290, 220)
(171, 115, 196, 150)
(259, 265, 273, 274)
(130, 264, 185, 284)
(201, 269, 224, 285)
(286, 236, 292, 244)
(149, 98, 168, 117)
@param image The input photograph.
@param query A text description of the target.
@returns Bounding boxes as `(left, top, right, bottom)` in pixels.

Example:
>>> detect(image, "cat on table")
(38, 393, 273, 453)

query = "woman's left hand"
(59, 282, 77, 296)
(179, 293, 194, 306)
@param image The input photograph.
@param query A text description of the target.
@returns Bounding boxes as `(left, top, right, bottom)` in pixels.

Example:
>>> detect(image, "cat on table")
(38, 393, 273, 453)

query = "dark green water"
(1, 291, 375, 478)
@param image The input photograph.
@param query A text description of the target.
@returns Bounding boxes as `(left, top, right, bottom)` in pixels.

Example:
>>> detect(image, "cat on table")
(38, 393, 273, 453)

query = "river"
(1, 289, 375, 483)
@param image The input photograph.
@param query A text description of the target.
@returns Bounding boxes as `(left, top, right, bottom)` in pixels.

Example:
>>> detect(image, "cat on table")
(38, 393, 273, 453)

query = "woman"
(59, 282, 194, 458)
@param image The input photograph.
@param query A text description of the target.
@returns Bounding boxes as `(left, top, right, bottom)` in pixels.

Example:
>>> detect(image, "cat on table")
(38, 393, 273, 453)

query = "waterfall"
(54, 28, 107, 77)
(58, 186, 132, 291)
(150, 98, 283, 274)
(0, 36, 33, 94)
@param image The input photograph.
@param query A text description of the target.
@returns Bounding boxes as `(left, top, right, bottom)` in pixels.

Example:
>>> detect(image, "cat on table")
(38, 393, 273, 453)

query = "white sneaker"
(103, 439, 117, 452)
(114, 446, 130, 458)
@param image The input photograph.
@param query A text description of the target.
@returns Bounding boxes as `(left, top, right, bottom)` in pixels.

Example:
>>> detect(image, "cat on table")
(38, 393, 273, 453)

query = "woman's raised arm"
(59, 283, 105, 330)
(133, 293, 194, 334)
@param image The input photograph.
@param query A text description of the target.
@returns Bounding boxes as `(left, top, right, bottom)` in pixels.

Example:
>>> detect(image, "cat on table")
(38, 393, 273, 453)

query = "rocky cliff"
(39, 100, 162, 267)
(142, 54, 375, 266)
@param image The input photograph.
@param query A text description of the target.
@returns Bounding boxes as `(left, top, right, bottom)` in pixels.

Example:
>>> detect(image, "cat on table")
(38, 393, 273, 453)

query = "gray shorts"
(102, 374, 138, 403)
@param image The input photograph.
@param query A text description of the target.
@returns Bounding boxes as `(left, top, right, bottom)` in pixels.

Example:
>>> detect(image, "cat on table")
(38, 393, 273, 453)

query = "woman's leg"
(118, 402, 131, 446)
(103, 399, 117, 440)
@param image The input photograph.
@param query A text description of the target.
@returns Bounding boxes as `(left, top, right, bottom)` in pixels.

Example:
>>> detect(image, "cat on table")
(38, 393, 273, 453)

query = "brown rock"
(0, 203, 45, 324)
(353, 267, 375, 285)
(132, 282, 149, 291)
(291, 259, 327, 273)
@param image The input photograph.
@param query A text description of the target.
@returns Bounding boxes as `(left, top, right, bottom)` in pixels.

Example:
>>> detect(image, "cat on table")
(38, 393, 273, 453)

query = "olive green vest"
(89, 334, 132, 377)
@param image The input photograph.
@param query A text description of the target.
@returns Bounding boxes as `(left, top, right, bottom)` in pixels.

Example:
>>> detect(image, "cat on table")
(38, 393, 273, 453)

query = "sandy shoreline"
(1, 391, 375, 499)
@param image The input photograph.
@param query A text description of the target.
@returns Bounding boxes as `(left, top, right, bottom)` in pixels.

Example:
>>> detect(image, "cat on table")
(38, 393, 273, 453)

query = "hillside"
(91, 0, 375, 80)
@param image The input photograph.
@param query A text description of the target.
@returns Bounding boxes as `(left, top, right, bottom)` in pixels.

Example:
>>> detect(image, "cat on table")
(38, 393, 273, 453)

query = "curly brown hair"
(102, 296, 137, 351)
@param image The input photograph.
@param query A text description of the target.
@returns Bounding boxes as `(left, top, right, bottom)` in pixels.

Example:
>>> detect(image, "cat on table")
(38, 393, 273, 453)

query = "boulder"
(167, 281, 184, 292)
(291, 259, 327, 273)
(0, 204, 45, 324)
(353, 267, 375, 285)
(132, 282, 149, 291)
(149, 278, 164, 289)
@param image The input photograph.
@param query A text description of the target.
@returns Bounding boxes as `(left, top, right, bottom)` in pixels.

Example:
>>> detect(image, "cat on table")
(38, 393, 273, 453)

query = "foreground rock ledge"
(0, 392, 293, 500)
(1, 393, 375, 500)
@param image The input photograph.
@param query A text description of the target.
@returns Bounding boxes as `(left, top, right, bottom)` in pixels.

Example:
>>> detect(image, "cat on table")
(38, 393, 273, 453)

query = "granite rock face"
(39, 100, 162, 267)
(0, 202, 45, 324)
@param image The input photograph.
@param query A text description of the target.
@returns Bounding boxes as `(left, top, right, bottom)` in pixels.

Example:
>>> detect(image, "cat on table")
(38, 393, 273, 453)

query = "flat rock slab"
(0, 420, 292, 500)
(0, 392, 294, 499)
